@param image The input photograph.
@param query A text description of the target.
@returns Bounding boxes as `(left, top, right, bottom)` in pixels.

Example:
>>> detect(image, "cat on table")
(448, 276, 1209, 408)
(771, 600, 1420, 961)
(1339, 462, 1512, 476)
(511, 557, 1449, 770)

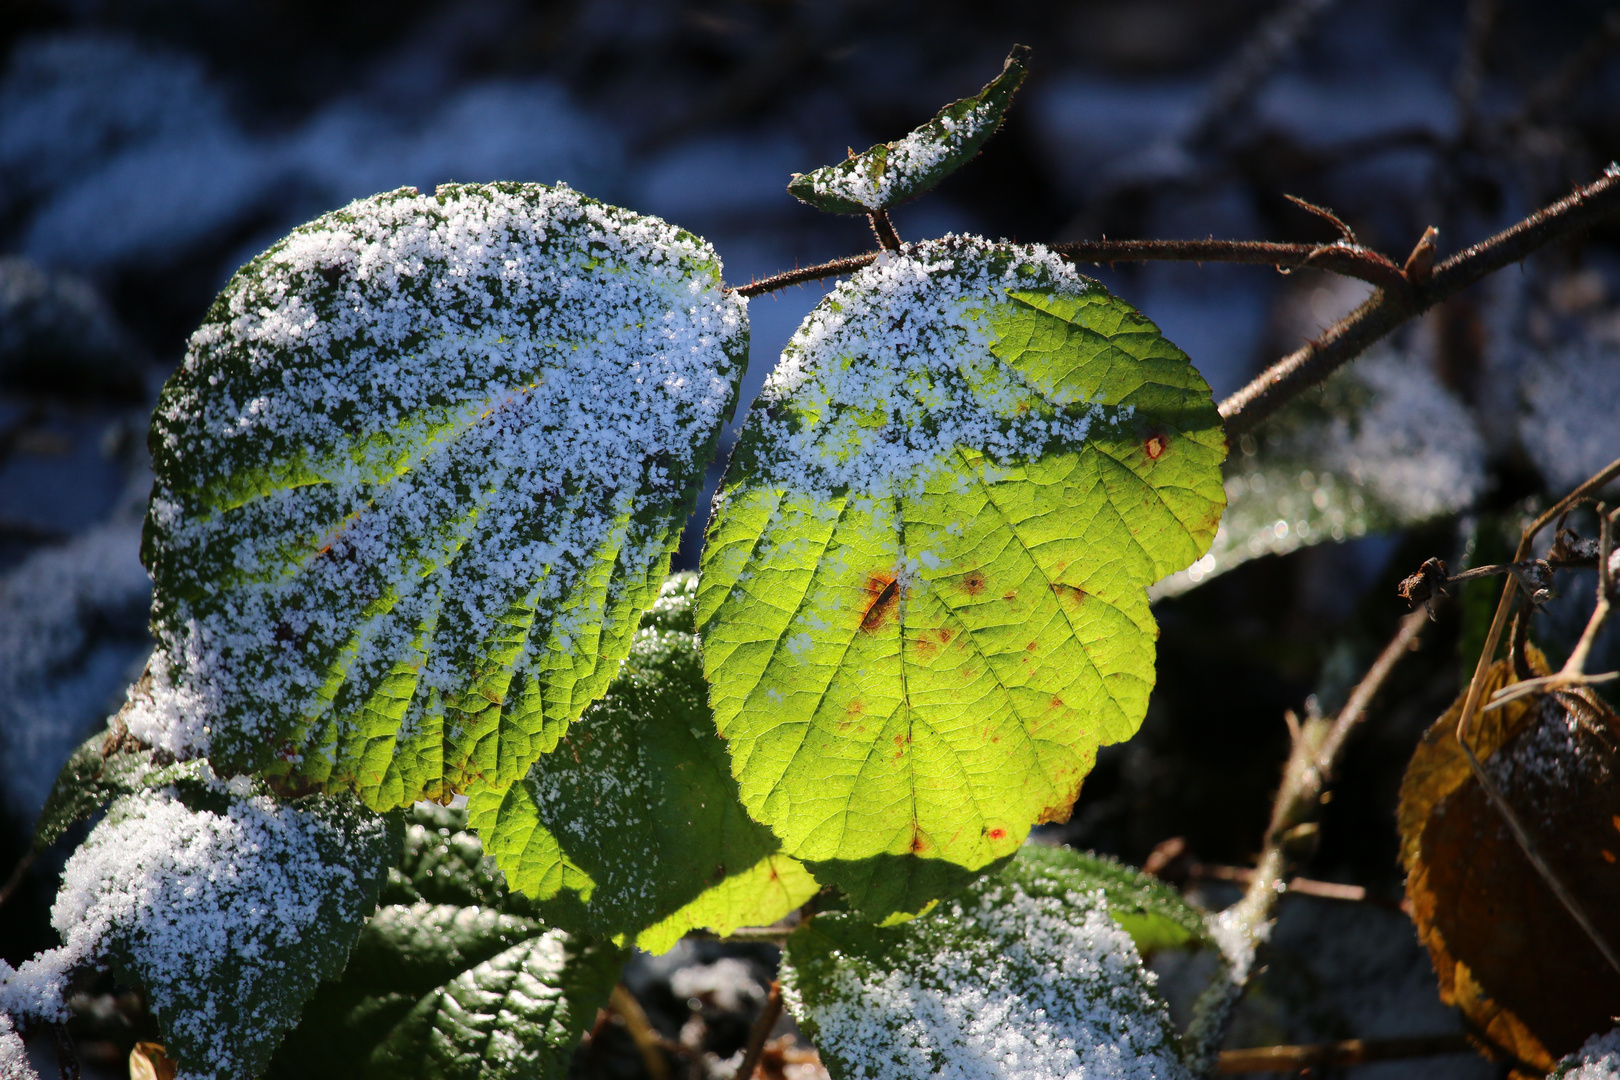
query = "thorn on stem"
(1403, 225, 1439, 285)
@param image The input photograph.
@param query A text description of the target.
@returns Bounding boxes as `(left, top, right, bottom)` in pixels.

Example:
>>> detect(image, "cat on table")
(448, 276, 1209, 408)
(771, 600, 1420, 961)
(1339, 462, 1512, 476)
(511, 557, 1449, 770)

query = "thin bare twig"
(0, 849, 36, 913)
(735, 980, 784, 1080)
(731, 253, 880, 298)
(1051, 238, 1408, 292)
(1181, 610, 1426, 1075)
(1219, 167, 1620, 437)
(609, 984, 671, 1080)
(1215, 1033, 1474, 1073)
(1454, 457, 1620, 979)
(868, 210, 902, 253)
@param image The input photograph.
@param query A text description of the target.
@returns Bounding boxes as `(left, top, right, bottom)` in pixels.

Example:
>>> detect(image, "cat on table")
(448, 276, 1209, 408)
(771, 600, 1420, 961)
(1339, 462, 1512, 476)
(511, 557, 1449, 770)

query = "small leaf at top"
(698, 237, 1225, 918)
(781, 845, 1190, 1080)
(787, 46, 1030, 215)
(468, 573, 818, 954)
(1400, 651, 1620, 1069)
(130, 182, 749, 810)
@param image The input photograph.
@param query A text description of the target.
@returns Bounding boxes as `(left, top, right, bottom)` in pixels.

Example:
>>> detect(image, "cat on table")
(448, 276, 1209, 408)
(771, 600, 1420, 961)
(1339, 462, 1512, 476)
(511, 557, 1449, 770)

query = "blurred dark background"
(2, 0, 1619, 1075)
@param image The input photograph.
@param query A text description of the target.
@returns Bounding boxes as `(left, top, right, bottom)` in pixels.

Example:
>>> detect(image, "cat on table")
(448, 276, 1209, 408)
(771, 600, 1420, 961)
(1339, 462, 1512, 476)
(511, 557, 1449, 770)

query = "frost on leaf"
(269, 806, 625, 1080)
(33, 714, 207, 852)
(1153, 347, 1484, 598)
(787, 47, 1029, 215)
(698, 237, 1225, 917)
(132, 181, 748, 809)
(782, 846, 1190, 1080)
(1400, 655, 1620, 1070)
(0, 780, 394, 1080)
(1013, 844, 1212, 956)
(1552, 1029, 1620, 1080)
(0, 1012, 37, 1080)
(469, 573, 818, 954)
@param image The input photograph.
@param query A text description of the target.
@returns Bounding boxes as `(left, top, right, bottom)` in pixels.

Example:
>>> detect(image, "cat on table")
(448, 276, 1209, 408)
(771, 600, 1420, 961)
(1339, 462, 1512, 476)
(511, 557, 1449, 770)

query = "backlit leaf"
(699, 237, 1225, 916)
(132, 182, 748, 809)
(782, 845, 1190, 1080)
(787, 46, 1029, 215)
(469, 573, 818, 953)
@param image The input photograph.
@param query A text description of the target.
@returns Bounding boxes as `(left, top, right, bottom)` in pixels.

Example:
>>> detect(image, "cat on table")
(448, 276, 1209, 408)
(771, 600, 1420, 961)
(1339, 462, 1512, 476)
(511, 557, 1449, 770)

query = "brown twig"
(0, 849, 36, 913)
(1181, 609, 1426, 1075)
(867, 210, 902, 253)
(1219, 166, 1620, 437)
(1188, 862, 1404, 910)
(1051, 238, 1408, 293)
(1215, 1033, 1474, 1073)
(731, 253, 881, 298)
(735, 980, 784, 1080)
(609, 984, 670, 1080)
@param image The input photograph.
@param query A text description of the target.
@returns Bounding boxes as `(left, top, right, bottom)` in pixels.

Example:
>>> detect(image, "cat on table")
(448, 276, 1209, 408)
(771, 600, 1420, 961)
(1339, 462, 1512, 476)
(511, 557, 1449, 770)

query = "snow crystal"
(129, 182, 746, 772)
(785, 882, 1188, 1080)
(0, 1013, 35, 1080)
(0, 781, 383, 1080)
(1555, 1028, 1620, 1080)
(743, 236, 1105, 503)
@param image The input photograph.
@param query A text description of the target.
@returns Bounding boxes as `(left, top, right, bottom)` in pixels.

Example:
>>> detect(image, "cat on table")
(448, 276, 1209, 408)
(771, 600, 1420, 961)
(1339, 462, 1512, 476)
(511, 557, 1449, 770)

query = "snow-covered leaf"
(1015, 844, 1212, 956)
(0, 1012, 36, 1080)
(1152, 348, 1485, 598)
(269, 904, 623, 1080)
(782, 846, 1190, 1080)
(698, 237, 1225, 917)
(469, 573, 818, 954)
(0, 781, 396, 1080)
(32, 716, 206, 852)
(132, 182, 749, 809)
(787, 47, 1029, 215)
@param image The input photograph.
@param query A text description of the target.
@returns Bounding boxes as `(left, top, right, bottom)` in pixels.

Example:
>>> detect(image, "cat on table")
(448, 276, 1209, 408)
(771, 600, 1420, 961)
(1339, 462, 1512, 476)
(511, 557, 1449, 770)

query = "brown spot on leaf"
(847, 698, 864, 716)
(1003, 590, 1017, 602)
(1049, 695, 1064, 710)
(936, 628, 954, 644)
(962, 570, 986, 596)
(1050, 582, 1086, 607)
(987, 827, 1006, 841)
(860, 573, 900, 633)
(1144, 433, 1168, 460)
(910, 829, 928, 853)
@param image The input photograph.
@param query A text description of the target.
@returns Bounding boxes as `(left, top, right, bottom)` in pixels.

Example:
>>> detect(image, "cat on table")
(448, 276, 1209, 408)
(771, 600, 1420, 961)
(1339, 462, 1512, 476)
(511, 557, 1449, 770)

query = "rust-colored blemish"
(1050, 582, 1086, 606)
(914, 637, 938, 658)
(1036, 774, 1085, 825)
(1049, 695, 1064, 709)
(769, 865, 781, 880)
(1025, 641, 1038, 653)
(1144, 433, 1168, 460)
(847, 698, 865, 715)
(936, 628, 954, 644)
(986, 827, 1007, 841)
(1003, 590, 1018, 602)
(962, 569, 987, 596)
(860, 573, 900, 633)
(910, 829, 928, 853)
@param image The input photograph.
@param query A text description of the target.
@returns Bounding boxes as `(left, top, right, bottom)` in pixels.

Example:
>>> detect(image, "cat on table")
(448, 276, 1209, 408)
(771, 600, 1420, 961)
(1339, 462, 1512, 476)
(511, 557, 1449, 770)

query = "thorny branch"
(1181, 610, 1426, 1076)
(1050, 238, 1408, 292)
(1453, 455, 1620, 978)
(735, 980, 785, 1080)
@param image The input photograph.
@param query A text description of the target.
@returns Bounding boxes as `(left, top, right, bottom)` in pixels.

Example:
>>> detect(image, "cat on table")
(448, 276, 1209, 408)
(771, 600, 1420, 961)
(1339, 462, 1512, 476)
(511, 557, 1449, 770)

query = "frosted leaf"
(0, 1013, 36, 1080)
(1153, 348, 1486, 598)
(1552, 1029, 1620, 1080)
(782, 846, 1190, 1080)
(787, 47, 1029, 215)
(0, 781, 394, 1080)
(469, 573, 818, 955)
(134, 181, 748, 809)
(699, 236, 1224, 917)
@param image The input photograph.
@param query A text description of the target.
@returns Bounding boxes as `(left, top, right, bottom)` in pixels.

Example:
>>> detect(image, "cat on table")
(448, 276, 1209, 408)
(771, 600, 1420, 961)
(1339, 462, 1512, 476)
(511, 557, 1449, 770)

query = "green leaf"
(134, 181, 749, 809)
(32, 715, 207, 852)
(380, 804, 532, 914)
(1151, 348, 1484, 598)
(781, 846, 1191, 1080)
(698, 237, 1225, 917)
(1013, 844, 1211, 955)
(49, 784, 396, 1079)
(269, 901, 623, 1080)
(469, 573, 819, 953)
(787, 46, 1030, 215)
